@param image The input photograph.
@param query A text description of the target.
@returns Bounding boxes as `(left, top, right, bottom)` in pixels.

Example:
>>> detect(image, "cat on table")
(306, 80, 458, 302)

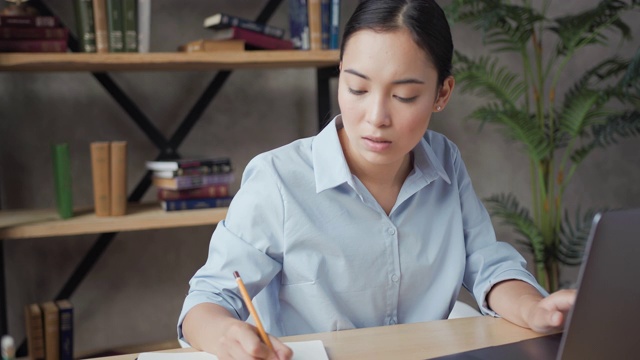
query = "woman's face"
(338, 28, 453, 172)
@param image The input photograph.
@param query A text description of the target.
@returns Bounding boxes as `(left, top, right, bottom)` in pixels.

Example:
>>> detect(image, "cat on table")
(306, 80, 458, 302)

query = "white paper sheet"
(137, 340, 328, 360)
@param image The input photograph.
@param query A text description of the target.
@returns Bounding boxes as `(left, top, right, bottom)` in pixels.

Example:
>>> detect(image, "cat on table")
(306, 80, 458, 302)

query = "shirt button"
(391, 274, 399, 282)
(387, 228, 396, 235)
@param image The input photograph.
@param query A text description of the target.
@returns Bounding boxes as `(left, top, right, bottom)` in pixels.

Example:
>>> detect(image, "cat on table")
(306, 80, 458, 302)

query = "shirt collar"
(312, 115, 451, 193)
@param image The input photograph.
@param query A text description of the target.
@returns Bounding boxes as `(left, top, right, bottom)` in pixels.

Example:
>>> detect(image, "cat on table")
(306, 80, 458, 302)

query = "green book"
(52, 143, 73, 219)
(122, 0, 138, 52)
(106, 0, 124, 52)
(73, 0, 96, 52)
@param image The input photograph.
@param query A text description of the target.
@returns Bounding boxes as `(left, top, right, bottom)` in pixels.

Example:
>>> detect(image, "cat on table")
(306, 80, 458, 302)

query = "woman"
(178, 1, 576, 359)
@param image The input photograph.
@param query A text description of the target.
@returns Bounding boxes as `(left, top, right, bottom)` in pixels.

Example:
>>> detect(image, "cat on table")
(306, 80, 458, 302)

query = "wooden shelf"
(0, 50, 340, 72)
(0, 203, 227, 239)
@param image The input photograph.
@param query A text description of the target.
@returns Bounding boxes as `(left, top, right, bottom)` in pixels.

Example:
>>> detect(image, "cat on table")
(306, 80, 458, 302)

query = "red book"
(0, 39, 67, 52)
(207, 26, 293, 50)
(157, 183, 230, 201)
(0, 27, 68, 39)
(0, 15, 59, 28)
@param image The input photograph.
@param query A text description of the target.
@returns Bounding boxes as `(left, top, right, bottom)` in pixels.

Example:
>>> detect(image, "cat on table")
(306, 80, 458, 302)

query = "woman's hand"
(487, 280, 577, 333)
(216, 320, 293, 360)
(522, 289, 576, 333)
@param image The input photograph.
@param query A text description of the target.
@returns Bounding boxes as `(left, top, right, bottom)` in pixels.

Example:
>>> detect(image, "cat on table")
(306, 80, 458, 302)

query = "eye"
(348, 88, 367, 95)
(394, 95, 418, 103)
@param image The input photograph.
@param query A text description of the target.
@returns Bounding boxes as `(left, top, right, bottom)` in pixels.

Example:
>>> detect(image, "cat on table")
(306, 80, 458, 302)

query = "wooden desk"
(85, 316, 546, 360)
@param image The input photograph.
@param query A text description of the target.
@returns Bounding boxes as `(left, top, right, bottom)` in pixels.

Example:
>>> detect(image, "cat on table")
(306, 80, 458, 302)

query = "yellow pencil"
(233, 271, 274, 351)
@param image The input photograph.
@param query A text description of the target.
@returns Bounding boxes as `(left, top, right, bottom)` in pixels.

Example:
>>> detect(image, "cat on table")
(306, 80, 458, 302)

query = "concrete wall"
(0, 0, 638, 355)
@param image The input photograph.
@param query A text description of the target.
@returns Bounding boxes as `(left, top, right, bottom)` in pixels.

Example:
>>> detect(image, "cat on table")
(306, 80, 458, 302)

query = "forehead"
(341, 29, 436, 76)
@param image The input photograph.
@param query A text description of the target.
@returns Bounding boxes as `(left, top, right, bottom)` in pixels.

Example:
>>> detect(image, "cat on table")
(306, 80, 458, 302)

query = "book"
(41, 302, 60, 360)
(55, 300, 73, 360)
(0, 39, 67, 52)
(329, 0, 340, 49)
(145, 157, 232, 172)
(90, 141, 111, 216)
(92, 0, 109, 52)
(0, 15, 58, 28)
(307, 0, 322, 50)
(288, 0, 309, 50)
(137, 0, 150, 52)
(152, 164, 232, 179)
(157, 183, 230, 201)
(122, 0, 137, 52)
(0, 27, 68, 39)
(73, 0, 96, 52)
(206, 26, 293, 50)
(24, 303, 45, 360)
(161, 196, 233, 211)
(110, 141, 127, 216)
(152, 173, 235, 190)
(52, 143, 73, 219)
(178, 39, 245, 53)
(203, 13, 286, 39)
(321, 0, 330, 49)
(106, 0, 124, 52)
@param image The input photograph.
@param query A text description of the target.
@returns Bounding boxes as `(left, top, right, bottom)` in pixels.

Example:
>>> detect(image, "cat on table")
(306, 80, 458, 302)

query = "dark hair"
(340, 0, 453, 86)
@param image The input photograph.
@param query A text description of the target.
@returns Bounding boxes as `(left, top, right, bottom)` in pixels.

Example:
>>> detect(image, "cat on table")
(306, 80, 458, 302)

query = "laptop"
(433, 207, 640, 360)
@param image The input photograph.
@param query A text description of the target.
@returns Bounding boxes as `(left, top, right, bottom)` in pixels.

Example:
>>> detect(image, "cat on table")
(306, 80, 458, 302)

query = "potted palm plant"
(445, 0, 640, 292)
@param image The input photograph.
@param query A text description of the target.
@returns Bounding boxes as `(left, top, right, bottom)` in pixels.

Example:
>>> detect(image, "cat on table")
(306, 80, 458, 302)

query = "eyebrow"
(343, 68, 425, 85)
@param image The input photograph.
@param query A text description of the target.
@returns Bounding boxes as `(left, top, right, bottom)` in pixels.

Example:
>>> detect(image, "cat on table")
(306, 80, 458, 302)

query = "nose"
(366, 94, 391, 127)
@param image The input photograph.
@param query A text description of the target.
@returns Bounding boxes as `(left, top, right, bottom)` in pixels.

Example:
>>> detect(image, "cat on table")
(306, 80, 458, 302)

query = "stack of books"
(146, 158, 234, 211)
(289, 0, 341, 50)
(0, 13, 68, 52)
(24, 300, 74, 360)
(73, 0, 151, 53)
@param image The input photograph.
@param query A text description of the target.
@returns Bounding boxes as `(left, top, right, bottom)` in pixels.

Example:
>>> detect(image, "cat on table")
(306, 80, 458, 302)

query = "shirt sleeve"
(453, 146, 548, 316)
(177, 154, 285, 345)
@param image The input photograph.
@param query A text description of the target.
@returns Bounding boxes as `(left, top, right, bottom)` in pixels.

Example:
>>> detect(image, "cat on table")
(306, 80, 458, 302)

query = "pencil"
(233, 271, 274, 351)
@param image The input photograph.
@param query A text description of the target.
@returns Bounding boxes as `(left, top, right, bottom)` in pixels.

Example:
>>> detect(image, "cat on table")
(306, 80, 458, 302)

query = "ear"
(434, 76, 455, 112)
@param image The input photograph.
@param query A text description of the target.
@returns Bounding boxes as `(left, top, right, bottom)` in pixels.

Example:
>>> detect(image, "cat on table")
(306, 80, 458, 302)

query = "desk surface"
(87, 316, 546, 360)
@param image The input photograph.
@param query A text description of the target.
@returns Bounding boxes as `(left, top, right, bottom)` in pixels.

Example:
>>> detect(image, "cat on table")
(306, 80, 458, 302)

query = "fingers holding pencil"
(232, 271, 293, 360)
(218, 321, 292, 360)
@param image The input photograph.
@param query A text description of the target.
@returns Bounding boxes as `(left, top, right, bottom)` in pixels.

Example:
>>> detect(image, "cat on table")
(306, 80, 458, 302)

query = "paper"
(137, 340, 328, 360)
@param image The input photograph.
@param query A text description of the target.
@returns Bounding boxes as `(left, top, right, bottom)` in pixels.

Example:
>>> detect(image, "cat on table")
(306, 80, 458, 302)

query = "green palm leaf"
(558, 208, 600, 266)
(484, 194, 546, 264)
(470, 104, 551, 161)
(557, 88, 609, 137)
(454, 52, 526, 108)
(590, 110, 640, 146)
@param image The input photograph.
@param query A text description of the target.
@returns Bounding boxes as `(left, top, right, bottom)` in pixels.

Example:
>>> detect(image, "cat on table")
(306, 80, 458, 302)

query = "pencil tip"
(233, 271, 240, 279)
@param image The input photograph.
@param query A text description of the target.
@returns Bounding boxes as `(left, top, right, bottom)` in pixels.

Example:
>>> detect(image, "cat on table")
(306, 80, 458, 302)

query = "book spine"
(288, 0, 309, 50)
(329, 0, 340, 49)
(74, 0, 96, 52)
(41, 302, 60, 360)
(0, 39, 67, 52)
(157, 183, 230, 201)
(0, 27, 68, 39)
(90, 141, 111, 216)
(92, 0, 109, 53)
(162, 196, 233, 211)
(55, 301, 73, 360)
(205, 13, 285, 39)
(307, 0, 322, 50)
(109, 141, 127, 216)
(229, 27, 293, 50)
(122, 0, 138, 52)
(137, 0, 150, 52)
(52, 143, 73, 219)
(174, 173, 234, 189)
(24, 304, 45, 360)
(320, 0, 330, 50)
(106, 0, 124, 52)
(0, 15, 59, 28)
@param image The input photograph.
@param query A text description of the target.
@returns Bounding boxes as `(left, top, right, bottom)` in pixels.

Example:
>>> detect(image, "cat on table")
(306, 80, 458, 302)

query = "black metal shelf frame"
(0, 0, 338, 355)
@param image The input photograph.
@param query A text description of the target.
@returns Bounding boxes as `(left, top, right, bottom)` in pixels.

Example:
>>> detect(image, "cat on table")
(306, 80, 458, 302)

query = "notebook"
(432, 207, 640, 360)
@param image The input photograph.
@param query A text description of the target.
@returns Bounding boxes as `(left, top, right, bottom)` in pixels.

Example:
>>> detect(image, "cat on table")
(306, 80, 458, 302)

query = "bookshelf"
(0, 50, 340, 72)
(0, 203, 228, 239)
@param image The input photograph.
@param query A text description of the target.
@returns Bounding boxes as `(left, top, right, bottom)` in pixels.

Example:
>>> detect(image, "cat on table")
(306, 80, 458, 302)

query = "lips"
(362, 136, 392, 151)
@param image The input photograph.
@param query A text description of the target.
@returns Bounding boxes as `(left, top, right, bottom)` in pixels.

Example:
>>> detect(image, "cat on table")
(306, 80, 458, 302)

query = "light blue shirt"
(177, 116, 545, 342)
